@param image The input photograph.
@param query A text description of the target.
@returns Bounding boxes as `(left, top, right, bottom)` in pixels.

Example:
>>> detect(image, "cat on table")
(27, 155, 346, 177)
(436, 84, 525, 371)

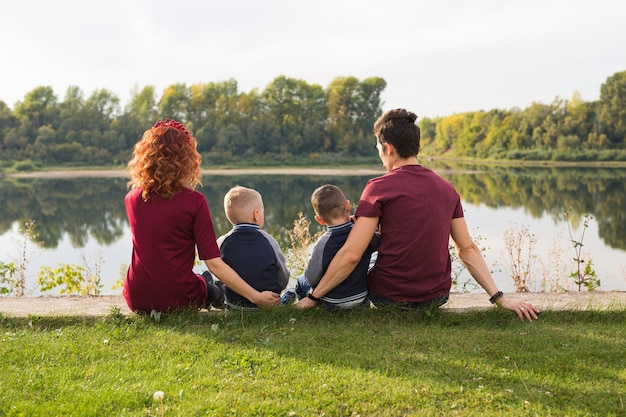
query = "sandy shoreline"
(4, 167, 389, 179)
(3, 165, 492, 179)
(4, 159, 625, 179)
(1, 291, 624, 317)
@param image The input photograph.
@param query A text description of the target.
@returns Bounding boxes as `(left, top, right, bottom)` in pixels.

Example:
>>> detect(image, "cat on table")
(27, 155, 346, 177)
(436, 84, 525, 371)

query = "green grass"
(1, 307, 624, 416)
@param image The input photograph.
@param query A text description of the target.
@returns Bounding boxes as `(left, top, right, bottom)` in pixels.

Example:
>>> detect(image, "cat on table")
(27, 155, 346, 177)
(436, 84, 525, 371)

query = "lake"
(1, 164, 625, 296)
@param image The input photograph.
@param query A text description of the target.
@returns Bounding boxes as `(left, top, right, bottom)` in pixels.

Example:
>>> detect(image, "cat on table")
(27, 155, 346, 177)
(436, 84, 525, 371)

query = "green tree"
(598, 70, 626, 146)
(481, 110, 517, 157)
(34, 125, 56, 147)
(112, 85, 159, 159)
(188, 79, 240, 153)
(158, 84, 190, 121)
(562, 91, 597, 150)
(235, 89, 266, 156)
(433, 113, 464, 153)
(262, 76, 326, 155)
(215, 123, 246, 155)
(0, 101, 19, 158)
(514, 102, 552, 150)
(418, 116, 439, 150)
(12, 87, 60, 154)
(455, 111, 491, 157)
(13, 86, 59, 131)
(126, 85, 158, 128)
(326, 76, 386, 155)
(57, 86, 86, 145)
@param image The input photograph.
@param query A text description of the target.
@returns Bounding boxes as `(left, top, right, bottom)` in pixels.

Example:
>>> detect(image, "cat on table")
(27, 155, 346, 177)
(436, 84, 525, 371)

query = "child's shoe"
(280, 288, 297, 305)
(211, 281, 226, 310)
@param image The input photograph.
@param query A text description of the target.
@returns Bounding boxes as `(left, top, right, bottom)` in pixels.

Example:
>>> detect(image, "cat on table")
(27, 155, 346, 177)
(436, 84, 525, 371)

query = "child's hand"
(254, 291, 280, 308)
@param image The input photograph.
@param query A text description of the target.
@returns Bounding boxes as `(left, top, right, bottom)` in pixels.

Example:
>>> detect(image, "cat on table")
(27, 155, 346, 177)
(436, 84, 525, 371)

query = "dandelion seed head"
(153, 391, 164, 400)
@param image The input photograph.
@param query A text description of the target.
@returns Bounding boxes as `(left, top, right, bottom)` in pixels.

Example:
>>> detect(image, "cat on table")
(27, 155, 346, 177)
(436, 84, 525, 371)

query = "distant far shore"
(5, 167, 388, 179)
(4, 158, 626, 179)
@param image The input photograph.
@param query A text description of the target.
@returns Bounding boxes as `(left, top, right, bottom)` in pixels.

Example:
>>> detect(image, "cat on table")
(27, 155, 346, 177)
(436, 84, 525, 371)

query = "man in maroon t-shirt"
(355, 164, 463, 304)
(297, 109, 539, 321)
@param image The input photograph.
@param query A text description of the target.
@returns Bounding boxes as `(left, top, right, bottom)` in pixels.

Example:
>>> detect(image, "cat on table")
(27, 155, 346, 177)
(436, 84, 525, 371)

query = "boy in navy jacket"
(217, 186, 290, 310)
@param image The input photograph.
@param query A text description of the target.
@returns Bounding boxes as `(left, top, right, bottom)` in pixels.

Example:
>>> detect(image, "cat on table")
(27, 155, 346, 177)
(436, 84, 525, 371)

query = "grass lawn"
(1, 307, 624, 416)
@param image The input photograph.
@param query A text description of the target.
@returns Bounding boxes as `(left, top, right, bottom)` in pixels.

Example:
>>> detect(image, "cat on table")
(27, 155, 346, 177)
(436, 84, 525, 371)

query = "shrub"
(13, 159, 36, 172)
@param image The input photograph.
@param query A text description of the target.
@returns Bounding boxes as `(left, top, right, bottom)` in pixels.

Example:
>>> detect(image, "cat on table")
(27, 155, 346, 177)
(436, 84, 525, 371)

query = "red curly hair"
(128, 124, 202, 200)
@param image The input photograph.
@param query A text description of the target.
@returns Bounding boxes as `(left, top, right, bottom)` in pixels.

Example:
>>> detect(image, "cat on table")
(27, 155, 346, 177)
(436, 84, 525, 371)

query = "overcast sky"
(2, 0, 625, 119)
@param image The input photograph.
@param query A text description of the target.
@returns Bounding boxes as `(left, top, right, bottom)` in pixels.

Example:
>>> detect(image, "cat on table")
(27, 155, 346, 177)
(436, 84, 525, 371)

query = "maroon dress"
(123, 188, 221, 312)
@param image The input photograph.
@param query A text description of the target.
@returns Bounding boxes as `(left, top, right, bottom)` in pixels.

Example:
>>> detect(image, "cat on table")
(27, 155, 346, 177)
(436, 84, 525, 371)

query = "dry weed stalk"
(79, 249, 104, 295)
(7, 220, 42, 297)
(286, 212, 323, 278)
(501, 224, 537, 292)
(543, 227, 569, 292)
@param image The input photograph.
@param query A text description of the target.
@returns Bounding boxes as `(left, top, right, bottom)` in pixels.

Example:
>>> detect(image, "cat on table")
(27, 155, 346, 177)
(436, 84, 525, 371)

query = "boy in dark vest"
(296, 184, 378, 309)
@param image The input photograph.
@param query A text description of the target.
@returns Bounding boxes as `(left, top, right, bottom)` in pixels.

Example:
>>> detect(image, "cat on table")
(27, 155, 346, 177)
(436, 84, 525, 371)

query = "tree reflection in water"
(0, 167, 624, 293)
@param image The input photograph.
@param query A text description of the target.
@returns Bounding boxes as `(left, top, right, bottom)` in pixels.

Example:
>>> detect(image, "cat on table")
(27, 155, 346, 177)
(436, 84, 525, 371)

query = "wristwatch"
(307, 288, 322, 302)
(489, 290, 504, 304)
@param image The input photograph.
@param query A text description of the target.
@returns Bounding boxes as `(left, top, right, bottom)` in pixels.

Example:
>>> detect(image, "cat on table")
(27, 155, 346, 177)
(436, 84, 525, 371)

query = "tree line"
(0, 71, 625, 169)
(420, 70, 626, 161)
(0, 76, 386, 168)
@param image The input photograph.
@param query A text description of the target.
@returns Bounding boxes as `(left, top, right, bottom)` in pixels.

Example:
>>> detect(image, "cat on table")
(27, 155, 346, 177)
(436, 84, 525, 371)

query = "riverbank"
(4, 157, 626, 179)
(1, 291, 624, 317)
(5, 156, 626, 180)
(4, 167, 387, 179)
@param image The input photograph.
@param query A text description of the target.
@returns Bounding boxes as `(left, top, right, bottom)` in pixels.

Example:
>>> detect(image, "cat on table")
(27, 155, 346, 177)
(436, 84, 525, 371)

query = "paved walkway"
(1, 292, 625, 317)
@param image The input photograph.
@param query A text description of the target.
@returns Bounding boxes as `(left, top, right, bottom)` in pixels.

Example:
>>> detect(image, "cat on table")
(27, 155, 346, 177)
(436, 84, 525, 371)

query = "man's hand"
(499, 296, 540, 321)
(295, 297, 318, 309)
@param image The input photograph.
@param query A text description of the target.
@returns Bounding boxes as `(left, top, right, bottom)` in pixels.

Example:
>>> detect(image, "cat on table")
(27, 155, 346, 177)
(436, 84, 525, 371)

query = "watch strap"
(489, 291, 504, 304)
(307, 292, 322, 302)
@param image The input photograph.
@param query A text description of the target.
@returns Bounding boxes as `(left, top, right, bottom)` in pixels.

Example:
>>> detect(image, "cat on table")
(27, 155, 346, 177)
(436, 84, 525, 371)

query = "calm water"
(1, 165, 625, 295)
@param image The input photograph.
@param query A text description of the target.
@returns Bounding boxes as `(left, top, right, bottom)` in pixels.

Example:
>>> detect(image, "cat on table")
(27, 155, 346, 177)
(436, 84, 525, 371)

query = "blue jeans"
(295, 274, 311, 300)
(368, 292, 450, 310)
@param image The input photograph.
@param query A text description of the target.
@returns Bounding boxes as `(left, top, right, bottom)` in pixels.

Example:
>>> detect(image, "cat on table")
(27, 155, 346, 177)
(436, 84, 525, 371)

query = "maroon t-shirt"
(355, 165, 464, 302)
(123, 188, 221, 312)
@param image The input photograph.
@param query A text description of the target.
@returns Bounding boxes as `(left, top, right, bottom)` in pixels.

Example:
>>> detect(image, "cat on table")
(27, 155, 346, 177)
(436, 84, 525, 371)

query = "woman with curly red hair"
(123, 119, 280, 313)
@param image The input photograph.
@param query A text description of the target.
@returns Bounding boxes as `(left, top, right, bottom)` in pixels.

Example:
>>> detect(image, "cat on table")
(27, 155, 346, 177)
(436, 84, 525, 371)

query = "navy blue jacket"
(217, 223, 290, 307)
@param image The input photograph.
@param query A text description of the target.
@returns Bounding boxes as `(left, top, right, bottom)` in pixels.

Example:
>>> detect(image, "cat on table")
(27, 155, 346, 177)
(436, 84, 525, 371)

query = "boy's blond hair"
(311, 184, 348, 224)
(224, 186, 263, 225)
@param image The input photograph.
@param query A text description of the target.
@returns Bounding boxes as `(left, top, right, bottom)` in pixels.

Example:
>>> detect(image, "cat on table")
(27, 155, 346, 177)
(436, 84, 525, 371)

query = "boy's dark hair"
(373, 108, 421, 158)
(311, 184, 347, 223)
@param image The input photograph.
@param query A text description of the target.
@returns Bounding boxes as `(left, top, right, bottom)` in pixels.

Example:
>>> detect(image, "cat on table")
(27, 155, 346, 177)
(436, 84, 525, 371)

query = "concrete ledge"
(443, 291, 626, 312)
(1, 292, 625, 317)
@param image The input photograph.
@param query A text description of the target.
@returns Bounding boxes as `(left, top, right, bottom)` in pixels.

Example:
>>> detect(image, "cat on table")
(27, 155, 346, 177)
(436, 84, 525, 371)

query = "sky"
(2, 0, 626, 119)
